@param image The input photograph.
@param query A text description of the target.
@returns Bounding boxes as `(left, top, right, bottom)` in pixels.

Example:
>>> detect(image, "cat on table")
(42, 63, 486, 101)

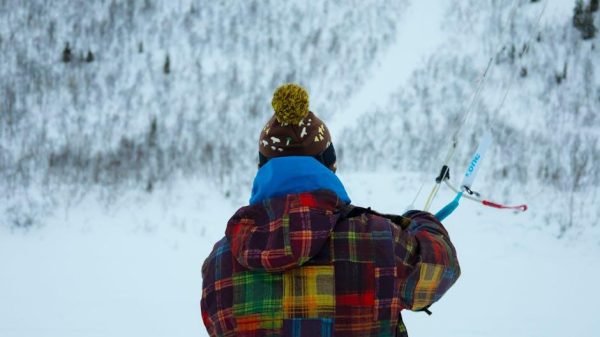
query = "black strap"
(338, 205, 411, 230)
(435, 165, 451, 183)
(462, 185, 481, 197)
(417, 305, 433, 316)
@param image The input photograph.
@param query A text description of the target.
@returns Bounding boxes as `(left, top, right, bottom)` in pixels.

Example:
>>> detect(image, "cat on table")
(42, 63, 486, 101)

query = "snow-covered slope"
(1, 0, 412, 230)
(1, 171, 598, 337)
(1, 1, 599, 336)
(3, 0, 598, 239)
(339, 0, 600, 237)
(328, 0, 447, 138)
(0, 0, 406, 210)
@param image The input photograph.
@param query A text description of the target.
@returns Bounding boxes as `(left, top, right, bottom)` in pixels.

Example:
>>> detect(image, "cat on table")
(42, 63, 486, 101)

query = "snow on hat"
(258, 83, 335, 168)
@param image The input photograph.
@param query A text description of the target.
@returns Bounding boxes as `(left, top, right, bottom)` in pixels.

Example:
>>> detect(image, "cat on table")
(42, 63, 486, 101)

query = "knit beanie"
(258, 83, 335, 168)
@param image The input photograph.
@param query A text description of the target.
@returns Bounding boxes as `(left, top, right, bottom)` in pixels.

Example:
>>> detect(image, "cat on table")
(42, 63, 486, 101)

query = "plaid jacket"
(201, 190, 460, 337)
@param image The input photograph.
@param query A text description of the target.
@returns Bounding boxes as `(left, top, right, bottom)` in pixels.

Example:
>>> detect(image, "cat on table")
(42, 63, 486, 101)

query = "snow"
(1, 171, 599, 337)
(400, 178, 600, 337)
(329, 0, 448, 139)
(2, 0, 599, 336)
(544, 0, 579, 23)
(0, 178, 232, 337)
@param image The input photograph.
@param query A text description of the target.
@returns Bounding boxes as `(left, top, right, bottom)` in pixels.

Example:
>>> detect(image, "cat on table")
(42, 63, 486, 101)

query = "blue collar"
(249, 156, 351, 205)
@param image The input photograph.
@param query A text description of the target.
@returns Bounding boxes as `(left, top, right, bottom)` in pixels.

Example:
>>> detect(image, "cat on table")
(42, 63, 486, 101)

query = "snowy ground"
(3, 1, 599, 336)
(328, 0, 447, 138)
(1, 171, 599, 337)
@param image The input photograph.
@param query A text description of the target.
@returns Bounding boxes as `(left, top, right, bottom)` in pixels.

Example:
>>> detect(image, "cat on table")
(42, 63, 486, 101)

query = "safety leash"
(435, 131, 528, 221)
(442, 180, 528, 212)
(435, 131, 491, 220)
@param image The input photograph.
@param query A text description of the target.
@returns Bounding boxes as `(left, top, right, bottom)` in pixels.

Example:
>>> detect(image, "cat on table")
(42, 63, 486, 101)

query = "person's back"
(201, 84, 460, 336)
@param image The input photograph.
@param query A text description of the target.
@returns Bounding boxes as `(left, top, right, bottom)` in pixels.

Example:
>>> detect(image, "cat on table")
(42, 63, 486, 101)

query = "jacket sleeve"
(392, 210, 460, 311)
(201, 238, 236, 337)
(201, 249, 218, 337)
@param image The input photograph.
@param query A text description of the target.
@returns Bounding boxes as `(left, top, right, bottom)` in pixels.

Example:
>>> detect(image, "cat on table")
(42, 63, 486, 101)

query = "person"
(201, 83, 460, 337)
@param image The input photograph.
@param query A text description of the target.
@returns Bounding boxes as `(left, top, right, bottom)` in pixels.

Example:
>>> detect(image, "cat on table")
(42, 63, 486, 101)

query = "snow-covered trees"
(573, 0, 598, 40)
(0, 0, 406, 226)
(340, 0, 600, 237)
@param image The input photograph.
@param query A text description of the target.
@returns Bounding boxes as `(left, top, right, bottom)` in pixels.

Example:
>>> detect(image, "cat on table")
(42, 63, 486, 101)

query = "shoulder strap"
(338, 205, 411, 230)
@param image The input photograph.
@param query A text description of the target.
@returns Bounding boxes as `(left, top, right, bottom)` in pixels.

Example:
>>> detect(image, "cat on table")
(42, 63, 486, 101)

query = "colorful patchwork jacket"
(201, 157, 460, 337)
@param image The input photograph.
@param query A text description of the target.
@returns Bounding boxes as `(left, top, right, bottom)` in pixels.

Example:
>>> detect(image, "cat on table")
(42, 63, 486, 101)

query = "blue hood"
(249, 156, 351, 205)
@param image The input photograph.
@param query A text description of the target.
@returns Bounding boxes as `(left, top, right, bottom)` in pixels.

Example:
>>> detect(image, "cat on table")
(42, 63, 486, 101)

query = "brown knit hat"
(258, 83, 335, 168)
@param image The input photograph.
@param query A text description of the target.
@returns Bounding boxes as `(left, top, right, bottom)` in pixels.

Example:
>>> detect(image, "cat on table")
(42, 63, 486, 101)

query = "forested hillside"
(1, 0, 405, 225)
(339, 0, 600, 236)
(1, 0, 598, 236)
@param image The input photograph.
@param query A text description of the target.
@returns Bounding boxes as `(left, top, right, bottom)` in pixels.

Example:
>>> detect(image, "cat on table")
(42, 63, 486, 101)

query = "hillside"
(339, 0, 600, 237)
(1, 0, 406, 226)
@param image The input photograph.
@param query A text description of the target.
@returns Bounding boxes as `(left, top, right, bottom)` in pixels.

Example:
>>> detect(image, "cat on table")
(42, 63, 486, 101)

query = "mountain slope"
(338, 0, 600, 237)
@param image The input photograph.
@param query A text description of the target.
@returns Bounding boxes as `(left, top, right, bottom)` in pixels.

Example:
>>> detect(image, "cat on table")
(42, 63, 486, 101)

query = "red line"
(482, 200, 527, 211)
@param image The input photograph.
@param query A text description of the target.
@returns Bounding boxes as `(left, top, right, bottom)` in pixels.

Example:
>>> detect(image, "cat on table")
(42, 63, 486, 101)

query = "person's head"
(258, 83, 336, 172)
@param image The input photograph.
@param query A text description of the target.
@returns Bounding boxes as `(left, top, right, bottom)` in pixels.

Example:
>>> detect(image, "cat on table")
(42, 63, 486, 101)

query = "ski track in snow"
(328, 0, 447, 139)
(1, 171, 599, 337)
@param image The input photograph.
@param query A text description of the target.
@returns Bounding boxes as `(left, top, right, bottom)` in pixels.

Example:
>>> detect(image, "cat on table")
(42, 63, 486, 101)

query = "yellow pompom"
(271, 83, 309, 125)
